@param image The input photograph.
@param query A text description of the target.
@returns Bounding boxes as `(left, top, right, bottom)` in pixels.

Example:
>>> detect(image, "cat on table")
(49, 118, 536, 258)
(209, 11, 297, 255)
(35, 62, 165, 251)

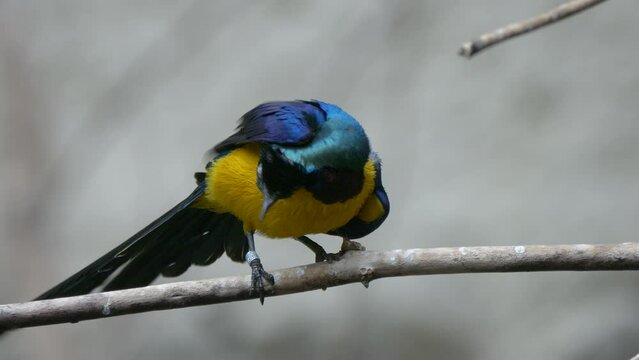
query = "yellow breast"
(197, 144, 376, 238)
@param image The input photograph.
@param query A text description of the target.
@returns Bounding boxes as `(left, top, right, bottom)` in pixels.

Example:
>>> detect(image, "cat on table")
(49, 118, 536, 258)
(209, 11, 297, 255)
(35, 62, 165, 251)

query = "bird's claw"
(249, 259, 274, 304)
(315, 251, 341, 263)
(314, 240, 365, 263)
(341, 239, 366, 253)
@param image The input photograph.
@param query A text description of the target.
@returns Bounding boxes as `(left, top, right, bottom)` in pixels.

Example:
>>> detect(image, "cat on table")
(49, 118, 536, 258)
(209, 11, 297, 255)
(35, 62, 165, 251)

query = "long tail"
(35, 181, 247, 301)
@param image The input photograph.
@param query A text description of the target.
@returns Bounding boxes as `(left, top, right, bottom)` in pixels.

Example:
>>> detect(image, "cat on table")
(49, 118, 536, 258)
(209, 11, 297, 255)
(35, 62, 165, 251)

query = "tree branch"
(2, 242, 638, 332)
(459, 0, 608, 58)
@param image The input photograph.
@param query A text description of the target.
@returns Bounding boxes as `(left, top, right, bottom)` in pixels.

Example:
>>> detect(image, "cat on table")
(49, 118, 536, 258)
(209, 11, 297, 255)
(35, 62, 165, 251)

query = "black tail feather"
(223, 216, 249, 262)
(35, 183, 247, 300)
(103, 209, 205, 290)
(191, 213, 234, 265)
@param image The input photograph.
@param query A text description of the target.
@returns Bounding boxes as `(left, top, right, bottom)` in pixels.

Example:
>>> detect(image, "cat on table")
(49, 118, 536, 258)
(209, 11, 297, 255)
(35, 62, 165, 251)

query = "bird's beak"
(259, 192, 277, 221)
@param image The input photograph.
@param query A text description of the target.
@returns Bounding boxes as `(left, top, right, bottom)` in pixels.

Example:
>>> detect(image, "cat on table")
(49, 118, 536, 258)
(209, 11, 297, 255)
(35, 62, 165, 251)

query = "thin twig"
(1, 242, 638, 332)
(459, 0, 608, 58)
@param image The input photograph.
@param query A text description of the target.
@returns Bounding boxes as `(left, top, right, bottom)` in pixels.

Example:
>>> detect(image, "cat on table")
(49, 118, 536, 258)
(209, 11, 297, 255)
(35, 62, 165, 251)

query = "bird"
(35, 100, 390, 304)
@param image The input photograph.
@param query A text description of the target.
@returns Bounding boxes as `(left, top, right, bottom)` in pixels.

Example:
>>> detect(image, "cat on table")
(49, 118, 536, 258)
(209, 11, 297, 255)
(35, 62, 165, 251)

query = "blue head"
(276, 101, 371, 172)
(255, 100, 373, 208)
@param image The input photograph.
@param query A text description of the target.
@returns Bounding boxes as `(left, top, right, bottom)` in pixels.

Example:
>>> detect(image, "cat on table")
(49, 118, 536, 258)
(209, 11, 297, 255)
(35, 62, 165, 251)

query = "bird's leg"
(245, 231, 274, 304)
(295, 236, 340, 263)
(340, 237, 366, 253)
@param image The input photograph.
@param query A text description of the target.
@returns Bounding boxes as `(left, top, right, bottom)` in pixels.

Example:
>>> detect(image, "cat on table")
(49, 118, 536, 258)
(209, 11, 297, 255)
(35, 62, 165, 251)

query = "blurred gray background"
(1, 1, 638, 359)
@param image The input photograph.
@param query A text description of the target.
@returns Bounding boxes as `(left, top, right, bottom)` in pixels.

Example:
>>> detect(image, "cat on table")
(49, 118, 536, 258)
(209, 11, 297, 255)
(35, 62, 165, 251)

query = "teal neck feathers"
(276, 103, 370, 172)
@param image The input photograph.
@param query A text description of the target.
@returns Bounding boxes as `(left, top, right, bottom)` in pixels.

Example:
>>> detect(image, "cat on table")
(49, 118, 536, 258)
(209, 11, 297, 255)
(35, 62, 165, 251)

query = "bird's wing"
(328, 153, 390, 239)
(102, 210, 246, 291)
(213, 100, 326, 152)
(34, 182, 247, 300)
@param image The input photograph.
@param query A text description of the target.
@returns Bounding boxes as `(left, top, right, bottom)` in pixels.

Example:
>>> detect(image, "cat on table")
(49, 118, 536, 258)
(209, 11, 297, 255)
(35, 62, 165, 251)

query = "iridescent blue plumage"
(276, 101, 370, 172)
(214, 100, 326, 152)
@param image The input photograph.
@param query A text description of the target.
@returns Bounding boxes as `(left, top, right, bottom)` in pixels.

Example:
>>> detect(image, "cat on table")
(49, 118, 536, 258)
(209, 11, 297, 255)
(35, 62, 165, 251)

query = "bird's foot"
(317, 239, 366, 262)
(295, 236, 340, 263)
(315, 250, 341, 263)
(340, 238, 366, 253)
(249, 259, 274, 304)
